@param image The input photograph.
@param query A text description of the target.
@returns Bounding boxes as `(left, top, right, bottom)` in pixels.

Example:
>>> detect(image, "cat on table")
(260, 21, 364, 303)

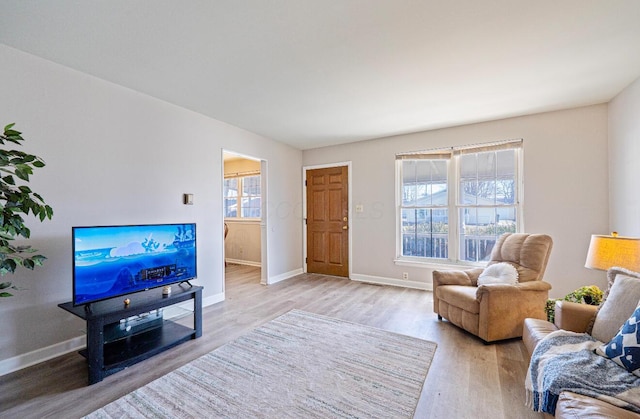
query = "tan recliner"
(433, 233, 553, 342)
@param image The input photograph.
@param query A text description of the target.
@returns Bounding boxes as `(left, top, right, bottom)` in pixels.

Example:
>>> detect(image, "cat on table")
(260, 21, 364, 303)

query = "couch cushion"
(435, 285, 479, 314)
(555, 391, 640, 419)
(591, 272, 640, 343)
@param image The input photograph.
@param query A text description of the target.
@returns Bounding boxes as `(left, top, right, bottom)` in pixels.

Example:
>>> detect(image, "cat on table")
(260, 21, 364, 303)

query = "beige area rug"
(85, 309, 436, 418)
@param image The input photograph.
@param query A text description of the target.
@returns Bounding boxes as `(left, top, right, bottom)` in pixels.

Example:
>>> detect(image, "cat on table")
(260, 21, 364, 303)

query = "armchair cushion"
(489, 233, 553, 282)
(436, 286, 479, 314)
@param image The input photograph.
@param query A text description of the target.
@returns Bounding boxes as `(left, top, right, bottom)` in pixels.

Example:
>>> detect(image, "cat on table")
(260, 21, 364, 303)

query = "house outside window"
(224, 174, 261, 218)
(397, 139, 522, 264)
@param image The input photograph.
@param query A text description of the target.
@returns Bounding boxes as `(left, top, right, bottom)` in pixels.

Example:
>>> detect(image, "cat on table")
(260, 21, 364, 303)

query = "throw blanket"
(525, 330, 640, 415)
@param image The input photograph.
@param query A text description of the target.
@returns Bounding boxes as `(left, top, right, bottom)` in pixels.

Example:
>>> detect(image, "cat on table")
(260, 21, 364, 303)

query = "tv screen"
(72, 223, 197, 306)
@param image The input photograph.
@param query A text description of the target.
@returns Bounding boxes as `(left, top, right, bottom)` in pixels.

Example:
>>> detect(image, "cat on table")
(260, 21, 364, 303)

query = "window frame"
(224, 173, 262, 220)
(395, 139, 524, 267)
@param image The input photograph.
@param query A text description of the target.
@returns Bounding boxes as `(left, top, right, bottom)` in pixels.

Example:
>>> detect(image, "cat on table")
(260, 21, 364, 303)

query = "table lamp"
(584, 232, 640, 272)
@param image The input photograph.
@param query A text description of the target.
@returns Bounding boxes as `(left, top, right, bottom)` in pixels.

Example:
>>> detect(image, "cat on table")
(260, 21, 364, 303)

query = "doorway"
(304, 164, 350, 277)
(223, 151, 268, 286)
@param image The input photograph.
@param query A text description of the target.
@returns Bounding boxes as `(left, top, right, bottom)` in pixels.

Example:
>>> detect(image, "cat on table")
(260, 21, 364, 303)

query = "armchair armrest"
(432, 268, 483, 317)
(476, 280, 552, 299)
(432, 268, 483, 287)
(554, 300, 597, 333)
(474, 280, 552, 341)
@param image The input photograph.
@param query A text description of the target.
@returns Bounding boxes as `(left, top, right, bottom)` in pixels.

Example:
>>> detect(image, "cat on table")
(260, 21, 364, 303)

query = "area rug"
(85, 309, 436, 418)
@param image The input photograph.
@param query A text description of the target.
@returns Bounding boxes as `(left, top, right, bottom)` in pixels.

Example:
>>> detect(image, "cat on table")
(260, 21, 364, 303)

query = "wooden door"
(306, 166, 349, 277)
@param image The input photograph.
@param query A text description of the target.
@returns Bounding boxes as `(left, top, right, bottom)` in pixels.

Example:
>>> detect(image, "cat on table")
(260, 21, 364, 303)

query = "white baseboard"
(203, 291, 225, 307)
(0, 290, 227, 377)
(350, 273, 433, 291)
(268, 268, 304, 285)
(0, 335, 86, 377)
(226, 258, 261, 267)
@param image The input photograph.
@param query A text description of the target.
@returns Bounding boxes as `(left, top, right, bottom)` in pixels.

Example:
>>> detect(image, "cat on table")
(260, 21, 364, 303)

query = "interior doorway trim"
(302, 161, 352, 278)
(222, 149, 269, 287)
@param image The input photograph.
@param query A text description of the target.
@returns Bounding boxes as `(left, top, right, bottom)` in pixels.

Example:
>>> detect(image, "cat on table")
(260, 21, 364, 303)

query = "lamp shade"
(585, 234, 640, 272)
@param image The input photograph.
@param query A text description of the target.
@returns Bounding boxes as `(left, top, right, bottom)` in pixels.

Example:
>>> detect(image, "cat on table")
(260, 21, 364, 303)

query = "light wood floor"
(0, 265, 543, 419)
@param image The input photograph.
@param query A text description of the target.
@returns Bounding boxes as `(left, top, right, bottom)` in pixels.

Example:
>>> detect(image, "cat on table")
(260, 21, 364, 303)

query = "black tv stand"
(59, 285, 202, 385)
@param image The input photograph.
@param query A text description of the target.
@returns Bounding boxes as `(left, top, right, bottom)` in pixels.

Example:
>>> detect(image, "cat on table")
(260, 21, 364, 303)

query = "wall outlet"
(402, 272, 409, 280)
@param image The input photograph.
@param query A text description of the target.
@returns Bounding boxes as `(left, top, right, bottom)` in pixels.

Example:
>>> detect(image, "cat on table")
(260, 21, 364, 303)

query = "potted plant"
(545, 285, 603, 323)
(0, 123, 53, 298)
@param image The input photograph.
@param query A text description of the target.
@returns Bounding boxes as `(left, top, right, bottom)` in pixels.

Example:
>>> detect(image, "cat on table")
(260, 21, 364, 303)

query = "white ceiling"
(2, 1, 640, 150)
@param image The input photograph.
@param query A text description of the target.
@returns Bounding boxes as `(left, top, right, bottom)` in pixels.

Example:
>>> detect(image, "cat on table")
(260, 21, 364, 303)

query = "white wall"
(303, 105, 609, 298)
(225, 221, 261, 265)
(609, 76, 640, 236)
(0, 45, 302, 364)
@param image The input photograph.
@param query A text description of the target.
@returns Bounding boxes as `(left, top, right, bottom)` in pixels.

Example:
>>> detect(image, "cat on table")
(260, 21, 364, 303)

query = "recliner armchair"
(433, 233, 553, 342)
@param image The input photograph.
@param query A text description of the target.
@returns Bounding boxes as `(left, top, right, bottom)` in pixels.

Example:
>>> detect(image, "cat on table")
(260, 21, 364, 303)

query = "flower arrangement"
(545, 285, 603, 323)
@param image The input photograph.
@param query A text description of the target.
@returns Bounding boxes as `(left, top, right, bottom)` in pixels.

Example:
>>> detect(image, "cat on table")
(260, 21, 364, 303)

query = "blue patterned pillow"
(596, 304, 640, 377)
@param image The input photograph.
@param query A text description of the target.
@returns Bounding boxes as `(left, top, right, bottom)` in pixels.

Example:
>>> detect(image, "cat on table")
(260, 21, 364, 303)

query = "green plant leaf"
(1, 259, 17, 273)
(0, 292, 14, 297)
(14, 167, 28, 181)
(31, 254, 47, 265)
(0, 123, 53, 283)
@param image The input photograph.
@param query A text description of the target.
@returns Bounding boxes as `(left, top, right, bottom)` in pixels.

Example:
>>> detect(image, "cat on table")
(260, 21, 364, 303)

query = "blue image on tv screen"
(72, 223, 197, 306)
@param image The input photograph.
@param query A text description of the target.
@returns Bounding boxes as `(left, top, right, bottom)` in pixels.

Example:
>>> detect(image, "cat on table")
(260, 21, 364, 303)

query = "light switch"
(183, 193, 194, 205)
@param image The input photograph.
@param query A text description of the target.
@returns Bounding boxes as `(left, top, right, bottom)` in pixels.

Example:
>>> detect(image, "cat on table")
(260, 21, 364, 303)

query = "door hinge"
(304, 218, 307, 225)
(305, 257, 308, 264)
(304, 180, 307, 186)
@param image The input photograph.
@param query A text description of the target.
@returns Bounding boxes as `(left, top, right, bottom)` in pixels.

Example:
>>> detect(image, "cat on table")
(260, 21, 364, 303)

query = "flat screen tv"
(72, 223, 197, 306)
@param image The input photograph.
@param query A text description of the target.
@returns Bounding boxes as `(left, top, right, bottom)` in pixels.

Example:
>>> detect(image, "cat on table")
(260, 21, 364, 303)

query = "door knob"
(342, 226, 348, 230)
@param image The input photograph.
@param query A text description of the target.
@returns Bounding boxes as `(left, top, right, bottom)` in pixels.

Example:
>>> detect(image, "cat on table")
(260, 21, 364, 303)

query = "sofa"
(523, 267, 640, 418)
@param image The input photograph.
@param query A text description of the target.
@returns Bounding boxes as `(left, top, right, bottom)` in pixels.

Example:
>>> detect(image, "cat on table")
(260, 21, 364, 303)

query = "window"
(397, 140, 522, 264)
(224, 174, 261, 218)
(401, 159, 449, 259)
